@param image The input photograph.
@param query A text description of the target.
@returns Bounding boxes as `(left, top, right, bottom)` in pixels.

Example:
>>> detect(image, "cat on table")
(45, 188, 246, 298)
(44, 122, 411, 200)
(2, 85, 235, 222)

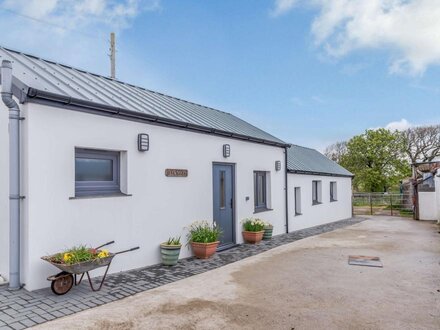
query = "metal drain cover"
(348, 255, 383, 268)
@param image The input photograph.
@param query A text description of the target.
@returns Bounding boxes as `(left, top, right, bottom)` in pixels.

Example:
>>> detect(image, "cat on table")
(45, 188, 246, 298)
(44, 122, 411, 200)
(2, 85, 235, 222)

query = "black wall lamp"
(223, 144, 230, 158)
(138, 133, 149, 151)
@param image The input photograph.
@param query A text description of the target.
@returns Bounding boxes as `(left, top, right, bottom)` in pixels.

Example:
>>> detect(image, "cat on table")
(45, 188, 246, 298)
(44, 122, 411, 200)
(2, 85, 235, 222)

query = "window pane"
(220, 170, 226, 208)
(76, 158, 113, 181)
(257, 173, 266, 205)
(254, 171, 267, 209)
(330, 182, 337, 201)
(295, 187, 301, 214)
(312, 181, 317, 201)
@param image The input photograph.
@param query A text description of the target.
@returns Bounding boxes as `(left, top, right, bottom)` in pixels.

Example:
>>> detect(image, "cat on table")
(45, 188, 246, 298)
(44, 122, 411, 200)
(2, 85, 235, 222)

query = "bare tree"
(402, 125, 440, 163)
(324, 141, 347, 163)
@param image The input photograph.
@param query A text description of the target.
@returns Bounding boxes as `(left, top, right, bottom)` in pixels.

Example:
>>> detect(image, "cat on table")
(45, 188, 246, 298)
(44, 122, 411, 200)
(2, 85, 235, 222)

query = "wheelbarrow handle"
(95, 241, 115, 250)
(114, 246, 140, 255)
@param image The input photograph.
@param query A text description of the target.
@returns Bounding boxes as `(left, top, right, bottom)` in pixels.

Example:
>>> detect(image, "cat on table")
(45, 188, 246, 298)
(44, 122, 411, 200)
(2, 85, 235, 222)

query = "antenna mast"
(110, 32, 116, 79)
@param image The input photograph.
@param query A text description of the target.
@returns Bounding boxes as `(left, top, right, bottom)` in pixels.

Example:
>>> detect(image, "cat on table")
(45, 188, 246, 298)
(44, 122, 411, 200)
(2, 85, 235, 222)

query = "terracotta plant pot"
(160, 244, 182, 266)
(263, 226, 273, 240)
(242, 231, 264, 244)
(190, 241, 219, 259)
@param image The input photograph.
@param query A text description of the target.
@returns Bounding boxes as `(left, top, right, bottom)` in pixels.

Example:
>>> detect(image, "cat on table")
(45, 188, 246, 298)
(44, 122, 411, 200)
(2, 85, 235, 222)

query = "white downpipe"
(1, 60, 21, 290)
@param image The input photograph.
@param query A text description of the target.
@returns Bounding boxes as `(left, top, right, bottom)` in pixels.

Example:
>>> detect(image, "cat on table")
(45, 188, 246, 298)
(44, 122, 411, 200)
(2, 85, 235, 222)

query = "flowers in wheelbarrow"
(97, 249, 109, 258)
(63, 252, 74, 263)
(51, 245, 111, 265)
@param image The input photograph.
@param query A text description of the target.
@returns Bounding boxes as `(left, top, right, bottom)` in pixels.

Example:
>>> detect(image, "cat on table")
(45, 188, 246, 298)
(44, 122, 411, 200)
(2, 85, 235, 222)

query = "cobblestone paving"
(0, 217, 365, 329)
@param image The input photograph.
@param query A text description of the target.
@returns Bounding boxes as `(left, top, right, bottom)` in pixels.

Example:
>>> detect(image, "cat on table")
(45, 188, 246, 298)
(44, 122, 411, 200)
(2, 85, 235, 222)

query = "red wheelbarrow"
(42, 241, 139, 295)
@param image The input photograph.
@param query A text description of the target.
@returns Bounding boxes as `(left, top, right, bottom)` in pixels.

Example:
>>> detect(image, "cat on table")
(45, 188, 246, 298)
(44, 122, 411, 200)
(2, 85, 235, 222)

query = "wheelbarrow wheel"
(51, 273, 74, 295)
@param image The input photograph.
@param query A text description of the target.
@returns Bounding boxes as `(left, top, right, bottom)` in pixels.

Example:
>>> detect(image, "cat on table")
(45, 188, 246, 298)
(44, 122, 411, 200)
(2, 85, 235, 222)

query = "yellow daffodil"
(97, 249, 109, 258)
(63, 253, 73, 263)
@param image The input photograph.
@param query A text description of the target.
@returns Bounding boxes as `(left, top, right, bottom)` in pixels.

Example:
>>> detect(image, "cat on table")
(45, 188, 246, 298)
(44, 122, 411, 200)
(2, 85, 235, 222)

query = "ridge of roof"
(0, 46, 232, 116)
(0, 45, 286, 146)
(288, 143, 318, 151)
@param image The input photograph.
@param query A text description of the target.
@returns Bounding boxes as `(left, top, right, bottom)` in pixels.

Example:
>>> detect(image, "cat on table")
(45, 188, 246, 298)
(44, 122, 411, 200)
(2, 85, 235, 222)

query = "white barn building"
(0, 47, 354, 291)
(286, 145, 353, 231)
(0, 47, 289, 291)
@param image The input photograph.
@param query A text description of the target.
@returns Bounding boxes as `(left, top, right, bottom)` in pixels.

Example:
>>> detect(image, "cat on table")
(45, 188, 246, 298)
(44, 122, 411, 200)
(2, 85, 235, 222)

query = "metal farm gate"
(353, 193, 414, 217)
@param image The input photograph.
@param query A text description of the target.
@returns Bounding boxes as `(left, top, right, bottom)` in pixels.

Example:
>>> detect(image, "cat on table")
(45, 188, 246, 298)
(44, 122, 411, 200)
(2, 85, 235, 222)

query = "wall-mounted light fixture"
(138, 133, 149, 151)
(275, 160, 281, 171)
(223, 144, 230, 158)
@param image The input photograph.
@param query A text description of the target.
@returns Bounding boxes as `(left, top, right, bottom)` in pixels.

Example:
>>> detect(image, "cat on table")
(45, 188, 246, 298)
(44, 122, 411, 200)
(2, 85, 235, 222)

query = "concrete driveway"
(34, 217, 440, 330)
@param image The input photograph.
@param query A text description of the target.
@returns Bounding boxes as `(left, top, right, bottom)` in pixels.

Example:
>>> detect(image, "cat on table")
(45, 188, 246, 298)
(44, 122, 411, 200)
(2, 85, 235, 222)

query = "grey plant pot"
(160, 244, 182, 266)
(263, 227, 273, 240)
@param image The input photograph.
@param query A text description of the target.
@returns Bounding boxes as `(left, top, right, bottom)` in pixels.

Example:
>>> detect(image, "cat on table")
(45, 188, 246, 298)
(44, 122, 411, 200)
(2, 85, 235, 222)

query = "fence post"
(390, 194, 393, 216)
(370, 193, 373, 215)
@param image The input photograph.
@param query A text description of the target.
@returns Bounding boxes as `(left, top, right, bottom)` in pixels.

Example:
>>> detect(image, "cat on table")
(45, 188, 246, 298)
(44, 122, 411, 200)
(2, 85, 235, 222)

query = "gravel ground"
(33, 216, 440, 330)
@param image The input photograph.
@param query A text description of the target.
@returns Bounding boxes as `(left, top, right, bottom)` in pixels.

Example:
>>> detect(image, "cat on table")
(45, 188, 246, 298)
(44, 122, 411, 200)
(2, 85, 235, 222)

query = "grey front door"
(213, 164, 234, 248)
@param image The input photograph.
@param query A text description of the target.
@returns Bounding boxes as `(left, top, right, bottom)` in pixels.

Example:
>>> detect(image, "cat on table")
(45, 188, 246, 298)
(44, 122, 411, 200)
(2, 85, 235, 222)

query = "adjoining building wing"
(287, 144, 353, 177)
(286, 144, 353, 232)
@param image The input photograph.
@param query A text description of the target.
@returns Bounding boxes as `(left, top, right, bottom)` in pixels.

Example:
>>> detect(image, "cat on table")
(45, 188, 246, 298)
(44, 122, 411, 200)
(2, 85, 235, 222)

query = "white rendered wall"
(0, 101, 8, 280)
(435, 170, 440, 222)
(23, 103, 287, 290)
(418, 192, 437, 221)
(287, 173, 352, 231)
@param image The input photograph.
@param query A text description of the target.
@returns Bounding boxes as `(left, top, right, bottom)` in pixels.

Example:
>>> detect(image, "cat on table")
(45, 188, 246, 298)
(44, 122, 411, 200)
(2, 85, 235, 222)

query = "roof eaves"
(25, 87, 289, 148)
(287, 169, 354, 178)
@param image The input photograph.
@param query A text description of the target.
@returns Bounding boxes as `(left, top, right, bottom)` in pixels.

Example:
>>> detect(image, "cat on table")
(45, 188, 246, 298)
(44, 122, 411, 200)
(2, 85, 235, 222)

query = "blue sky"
(0, 0, 439, 150)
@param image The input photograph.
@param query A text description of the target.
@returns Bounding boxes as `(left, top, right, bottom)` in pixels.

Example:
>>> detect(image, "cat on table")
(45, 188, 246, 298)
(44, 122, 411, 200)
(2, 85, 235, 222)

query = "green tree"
(340, 129, 411, 192)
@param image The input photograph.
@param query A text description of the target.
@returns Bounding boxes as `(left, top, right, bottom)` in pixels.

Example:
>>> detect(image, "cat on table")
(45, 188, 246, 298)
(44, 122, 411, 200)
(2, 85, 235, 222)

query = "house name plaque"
(165, 169, 188, 177)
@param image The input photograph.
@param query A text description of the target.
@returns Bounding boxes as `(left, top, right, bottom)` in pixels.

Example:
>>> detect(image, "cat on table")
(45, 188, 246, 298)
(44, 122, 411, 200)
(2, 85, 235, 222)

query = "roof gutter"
(25, 88, 290, 148)
(1, 60, 22, 290)
(287, 169, 354, 178)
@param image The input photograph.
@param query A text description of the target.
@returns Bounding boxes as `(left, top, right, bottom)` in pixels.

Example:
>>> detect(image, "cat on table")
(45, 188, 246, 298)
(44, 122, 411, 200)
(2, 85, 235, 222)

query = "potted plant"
(242, 218, 265, 244)
(160, 236, 182, 266)
(263, 221, 274, 240)
(186, 221, 222, 259)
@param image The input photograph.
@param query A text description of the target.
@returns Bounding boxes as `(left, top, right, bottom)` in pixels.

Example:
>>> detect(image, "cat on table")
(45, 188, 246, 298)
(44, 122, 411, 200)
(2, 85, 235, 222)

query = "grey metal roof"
(0, 46, 286, 146)
(287, 144, 353, 177)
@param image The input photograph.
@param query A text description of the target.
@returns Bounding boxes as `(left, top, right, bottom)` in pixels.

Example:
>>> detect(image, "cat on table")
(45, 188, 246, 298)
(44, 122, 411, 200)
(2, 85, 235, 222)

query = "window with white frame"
(312, 180, 322, 205)
(75, 148, 121, 197)
(254, 171, 269, 211)
(294, 187, 302, 215)
(330, 181, 337, 202)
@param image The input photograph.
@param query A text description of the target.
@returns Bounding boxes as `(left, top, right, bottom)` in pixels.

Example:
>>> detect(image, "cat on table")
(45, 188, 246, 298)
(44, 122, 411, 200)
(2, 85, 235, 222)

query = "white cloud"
(0, 0, 160, 78)
(385, 118, 412, 131)
(272, 0, 440, 75)
(271, 0, 299, 17)
(1, 0, 158, 31)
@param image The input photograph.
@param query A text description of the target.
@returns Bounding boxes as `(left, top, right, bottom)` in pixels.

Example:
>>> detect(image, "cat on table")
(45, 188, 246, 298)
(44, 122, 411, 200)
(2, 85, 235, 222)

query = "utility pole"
(110, 32, 116, 79)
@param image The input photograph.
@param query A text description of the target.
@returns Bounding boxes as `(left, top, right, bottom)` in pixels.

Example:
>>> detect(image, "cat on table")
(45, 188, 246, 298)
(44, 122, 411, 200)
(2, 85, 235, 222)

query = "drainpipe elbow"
(1, 60, 19, 112)
(1, 91, 19, 111)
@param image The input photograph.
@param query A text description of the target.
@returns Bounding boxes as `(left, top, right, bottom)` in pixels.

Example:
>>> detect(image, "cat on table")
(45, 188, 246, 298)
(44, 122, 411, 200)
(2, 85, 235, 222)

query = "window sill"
(312, 201, 322, 206)
(69, 193, 132, 200)
(294, 212, 302, 216)
(254, 208, 273, 214)
(330, 199, 338, 203)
